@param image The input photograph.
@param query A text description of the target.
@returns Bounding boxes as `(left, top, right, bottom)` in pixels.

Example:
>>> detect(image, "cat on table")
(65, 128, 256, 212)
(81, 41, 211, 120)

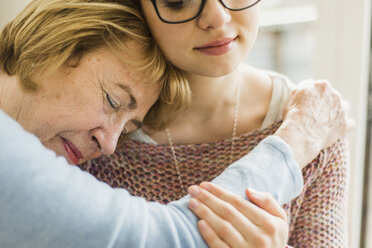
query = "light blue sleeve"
(0, 110, 302, 248)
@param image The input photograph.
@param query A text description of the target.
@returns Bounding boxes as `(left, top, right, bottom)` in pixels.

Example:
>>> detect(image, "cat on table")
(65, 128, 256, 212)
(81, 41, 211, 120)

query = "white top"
(261, 71, 294, 128)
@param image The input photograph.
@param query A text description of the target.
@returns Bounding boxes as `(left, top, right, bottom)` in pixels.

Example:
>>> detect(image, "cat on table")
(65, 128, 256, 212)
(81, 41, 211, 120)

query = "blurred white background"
(1, 0, 371, 247)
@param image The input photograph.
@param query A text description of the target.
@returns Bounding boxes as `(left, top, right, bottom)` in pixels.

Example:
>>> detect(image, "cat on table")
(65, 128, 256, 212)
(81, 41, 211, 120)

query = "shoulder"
(267, 70, 295, 93)
(322, 138, 349, 170)
(239, 65, 294, 89)
(238, 65, 272, 114)
(239, 65, 272, 94)
(239, 65, 295, 104)
(238, 65, 296, 128)
(303, 138, 349, 183)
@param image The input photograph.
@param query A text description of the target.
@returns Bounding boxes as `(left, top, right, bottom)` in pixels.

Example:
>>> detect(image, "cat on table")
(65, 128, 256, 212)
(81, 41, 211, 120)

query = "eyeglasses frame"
(149, 0, 261, 24)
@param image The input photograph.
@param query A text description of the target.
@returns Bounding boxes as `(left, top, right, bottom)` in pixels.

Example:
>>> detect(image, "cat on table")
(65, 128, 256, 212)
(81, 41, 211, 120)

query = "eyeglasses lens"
(155, 0, 260, 23)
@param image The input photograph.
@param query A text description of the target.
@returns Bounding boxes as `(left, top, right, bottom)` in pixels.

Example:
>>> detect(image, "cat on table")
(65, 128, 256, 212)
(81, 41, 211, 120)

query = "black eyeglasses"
(150, 0, 261, 24)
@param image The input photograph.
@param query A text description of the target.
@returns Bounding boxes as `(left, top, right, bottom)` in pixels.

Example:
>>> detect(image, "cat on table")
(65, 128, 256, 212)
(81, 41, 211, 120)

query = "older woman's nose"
(197, 0, 231, 29)
(91, 122, 124, 156)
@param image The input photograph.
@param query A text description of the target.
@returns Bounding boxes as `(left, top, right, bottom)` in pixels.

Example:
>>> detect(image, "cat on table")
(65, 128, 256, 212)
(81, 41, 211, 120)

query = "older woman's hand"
(188, 182, 288, 248)
(275, 80, 355, 168)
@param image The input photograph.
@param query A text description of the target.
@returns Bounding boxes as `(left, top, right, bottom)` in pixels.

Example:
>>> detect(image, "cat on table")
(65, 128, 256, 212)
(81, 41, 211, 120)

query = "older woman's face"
(20, 42, 160, 164)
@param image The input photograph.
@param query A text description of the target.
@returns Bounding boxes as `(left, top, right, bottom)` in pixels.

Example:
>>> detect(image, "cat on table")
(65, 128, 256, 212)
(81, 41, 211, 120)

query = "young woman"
(82, 0, 350, 247)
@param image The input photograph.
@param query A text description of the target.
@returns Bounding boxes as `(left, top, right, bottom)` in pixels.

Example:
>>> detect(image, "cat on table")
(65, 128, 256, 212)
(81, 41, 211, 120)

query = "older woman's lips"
(61, 137, 83, 164)
(195, 37, 237, 56)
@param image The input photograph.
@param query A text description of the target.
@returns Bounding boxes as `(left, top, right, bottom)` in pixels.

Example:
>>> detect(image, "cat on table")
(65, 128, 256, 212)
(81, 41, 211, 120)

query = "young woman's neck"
(183, 68, 241, 113)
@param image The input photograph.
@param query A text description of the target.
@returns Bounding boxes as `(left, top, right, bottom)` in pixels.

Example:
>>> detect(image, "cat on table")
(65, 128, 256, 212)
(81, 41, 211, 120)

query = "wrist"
(274, 120, 319, 169)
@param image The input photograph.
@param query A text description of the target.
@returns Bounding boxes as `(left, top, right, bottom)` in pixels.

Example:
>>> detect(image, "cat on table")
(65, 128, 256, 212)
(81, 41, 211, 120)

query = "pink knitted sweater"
(80, 121, 348, 247)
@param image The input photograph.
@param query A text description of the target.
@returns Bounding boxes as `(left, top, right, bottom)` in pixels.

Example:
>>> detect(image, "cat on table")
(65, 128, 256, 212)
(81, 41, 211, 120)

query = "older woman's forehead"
(109, 42, 158, 82)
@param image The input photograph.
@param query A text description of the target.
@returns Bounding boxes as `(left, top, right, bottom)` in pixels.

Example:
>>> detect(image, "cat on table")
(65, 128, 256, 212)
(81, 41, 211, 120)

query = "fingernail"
(189, 198, 199, 209)
(248, 188, 258, 197)
(188, 185, 200, 197)
(198, 220, 207, 231)
(200, 182, 211, 191)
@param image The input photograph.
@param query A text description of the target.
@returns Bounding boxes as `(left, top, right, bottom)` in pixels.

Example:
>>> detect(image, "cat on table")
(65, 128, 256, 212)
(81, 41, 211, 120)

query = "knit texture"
(79, 121, 349, 248)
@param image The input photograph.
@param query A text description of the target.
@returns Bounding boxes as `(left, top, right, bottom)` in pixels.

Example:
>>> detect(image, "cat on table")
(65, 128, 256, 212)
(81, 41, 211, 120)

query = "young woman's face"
(141, 0, 260, 77)
(20, 42, 160, 165)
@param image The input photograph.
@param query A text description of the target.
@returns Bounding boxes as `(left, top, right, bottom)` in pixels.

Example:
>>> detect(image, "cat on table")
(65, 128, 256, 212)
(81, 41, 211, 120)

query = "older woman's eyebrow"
(117, 83, 137, 110)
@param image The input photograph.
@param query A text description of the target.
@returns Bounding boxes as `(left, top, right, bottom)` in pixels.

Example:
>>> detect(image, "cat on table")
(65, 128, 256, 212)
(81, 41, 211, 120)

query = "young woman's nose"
(91, 120, 125, 156)
(197, 0, 231, 29)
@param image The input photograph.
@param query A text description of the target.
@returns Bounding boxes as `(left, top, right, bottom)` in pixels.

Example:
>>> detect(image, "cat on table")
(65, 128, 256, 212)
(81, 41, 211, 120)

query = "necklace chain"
(165, 128, 186, 192)
(230, 73, 241, 165)
(166, 74, 241, 193)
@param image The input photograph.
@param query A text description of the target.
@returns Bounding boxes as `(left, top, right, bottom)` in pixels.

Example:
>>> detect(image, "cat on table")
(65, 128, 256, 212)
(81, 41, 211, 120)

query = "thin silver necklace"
(166, 74, 242, 193)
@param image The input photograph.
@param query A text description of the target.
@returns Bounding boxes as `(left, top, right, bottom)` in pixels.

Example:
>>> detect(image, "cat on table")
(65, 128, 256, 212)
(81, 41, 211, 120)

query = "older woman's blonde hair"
(0, 0, 190, 130)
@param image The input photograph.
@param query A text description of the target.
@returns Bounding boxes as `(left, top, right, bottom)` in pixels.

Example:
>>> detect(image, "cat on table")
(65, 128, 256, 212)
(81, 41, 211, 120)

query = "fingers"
(342, 98, 351, 113)
(341, 100, 356, 132)
(346, 118, 356, 132)
(196, 182, 287, 224)
(189, 183, 285, 232)
(196, 182, 271, 226)
(189, 183, 289, 248)
(197, 220, 230, 248)
(188, 186, 255, 245)
(245, 188, 287, 222)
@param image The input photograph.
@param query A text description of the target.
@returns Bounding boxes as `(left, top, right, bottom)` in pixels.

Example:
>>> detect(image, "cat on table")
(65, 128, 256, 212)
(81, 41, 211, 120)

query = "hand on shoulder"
(275, 79, 355, 168)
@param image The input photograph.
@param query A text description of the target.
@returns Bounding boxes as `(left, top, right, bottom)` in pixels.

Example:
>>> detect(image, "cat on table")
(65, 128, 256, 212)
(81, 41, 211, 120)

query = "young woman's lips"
(195, 37, 237, 56)
(61, 137, 83, 164)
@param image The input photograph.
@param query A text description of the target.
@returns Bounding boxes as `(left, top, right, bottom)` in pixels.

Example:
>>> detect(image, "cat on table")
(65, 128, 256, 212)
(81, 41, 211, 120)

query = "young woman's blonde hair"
(0, 0, 190, 130)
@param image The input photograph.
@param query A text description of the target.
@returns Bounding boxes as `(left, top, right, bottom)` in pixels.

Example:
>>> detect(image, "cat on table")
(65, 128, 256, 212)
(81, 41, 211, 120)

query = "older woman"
(0, 0, 352, 247)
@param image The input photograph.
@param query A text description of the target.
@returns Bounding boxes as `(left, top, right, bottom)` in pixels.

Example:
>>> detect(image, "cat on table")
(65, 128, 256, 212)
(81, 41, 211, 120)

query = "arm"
(210, 135, 302, 205)
(287, 139, 349, 247)
(0, 110, 302, 248)
(188, 80, 353, 248)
